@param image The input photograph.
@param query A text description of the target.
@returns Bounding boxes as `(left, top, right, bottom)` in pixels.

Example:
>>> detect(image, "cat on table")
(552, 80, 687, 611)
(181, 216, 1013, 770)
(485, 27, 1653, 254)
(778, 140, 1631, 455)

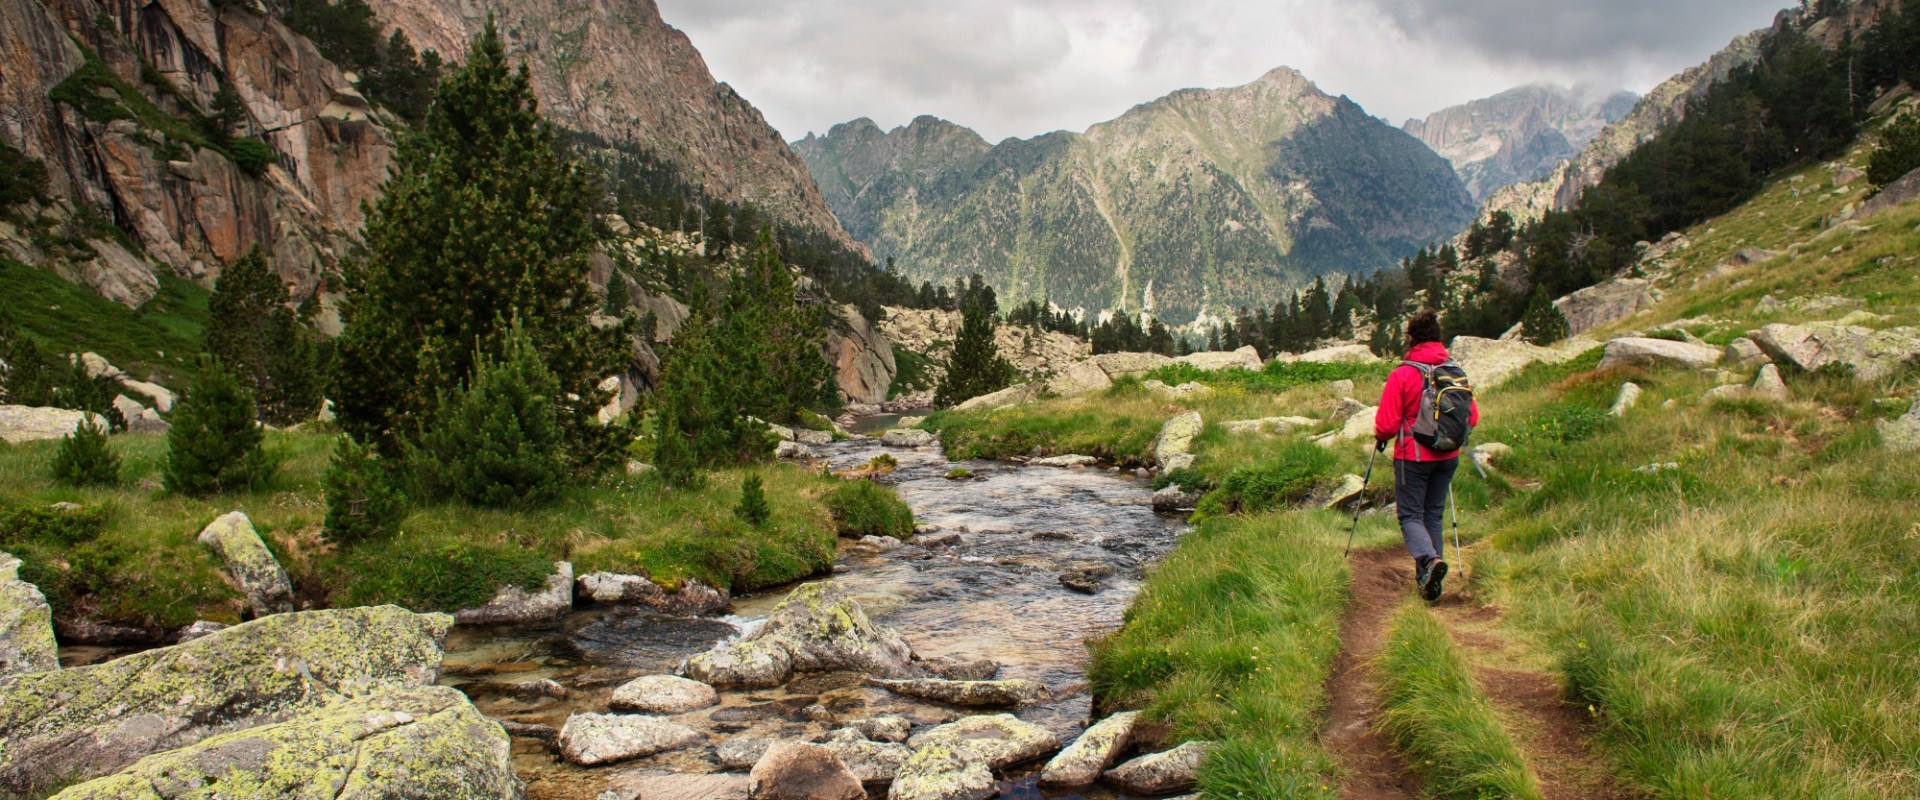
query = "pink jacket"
(1374, 341, 1480, 462)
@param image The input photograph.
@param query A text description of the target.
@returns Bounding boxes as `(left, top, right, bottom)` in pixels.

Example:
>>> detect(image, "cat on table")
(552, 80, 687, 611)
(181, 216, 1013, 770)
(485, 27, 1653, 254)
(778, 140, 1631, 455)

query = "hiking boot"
(1421, 560, 1449, 602)
(1413, 557, 1432, 592)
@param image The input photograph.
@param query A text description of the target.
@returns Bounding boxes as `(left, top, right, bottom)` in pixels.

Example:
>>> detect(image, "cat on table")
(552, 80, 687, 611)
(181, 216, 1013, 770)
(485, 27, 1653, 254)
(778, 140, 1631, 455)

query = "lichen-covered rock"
(0, 607, 452, 796)
(1598, 338, 1723, 371)
(576, 573, 729, 615)
(1039, 711, 1140, 787)
(748, 741, 865, 800)
(822, 729, 913, 785)
(1751, 322, 1920, 382)
(197, 511, 295, 617)
(1088, 352, 1175, 378)
(952, 382, 1042, 412)
(1153, 412, 1203, 471)
(1320, 474, 1367, 510)
(611, 674, 719, 715)
(1104, 741, 1213, 795)
(1151, 485, 1200, 512)
(1724, 337, 1770, 368)
(0, 552, 59, 677)
(1319, 406, 1378, 446)
(718, 737, 777, 769)
(556, 712, 702, 766)
(1879, 398, 1920, 453)
(870, 678, 1049, 707)
(888, 744, 996, 800)
(882, 429, 938, 448)
(46, 687, 517, 800)
(454, 561, 573, 626)
(686, 637, 797, 689)
(0, 406, 110, 444)
(847, 716, 913, 744)
(174, 620, 229, 643)
(758, 581, 918, 676)
(1046, 359, 1115, 397)
(907, 714, 1062, 768)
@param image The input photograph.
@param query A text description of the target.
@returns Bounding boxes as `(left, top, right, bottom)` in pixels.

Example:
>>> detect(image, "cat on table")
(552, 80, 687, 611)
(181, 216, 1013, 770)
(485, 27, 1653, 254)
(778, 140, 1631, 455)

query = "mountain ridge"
(1403, 83, 1637, 203)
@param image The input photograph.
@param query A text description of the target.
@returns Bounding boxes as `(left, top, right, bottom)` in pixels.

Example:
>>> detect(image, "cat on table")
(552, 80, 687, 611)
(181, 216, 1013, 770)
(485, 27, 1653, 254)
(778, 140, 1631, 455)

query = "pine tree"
(52, 416, 120, 487)
(323, 435, 406, 544)
(735, 474, 770, 526)
(0, 311, 55, 406)
(715, 229, 831, 423)
(410, 322, 569, 508)
(1868, 113, 1920, 187)
(1519, 287, 1571, 346)
(935, 287, 1014, 407)
(652, 293, 771, 487)
(334, 18, 627, 468)
(206, 248, 323, 426)
(165, 360, 274, 496)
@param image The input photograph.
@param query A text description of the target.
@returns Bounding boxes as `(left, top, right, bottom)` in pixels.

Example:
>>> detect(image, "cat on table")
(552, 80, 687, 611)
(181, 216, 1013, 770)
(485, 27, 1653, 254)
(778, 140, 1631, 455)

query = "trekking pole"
(1449, 488, 1464, 582)
(1346, 445, 1380, 557)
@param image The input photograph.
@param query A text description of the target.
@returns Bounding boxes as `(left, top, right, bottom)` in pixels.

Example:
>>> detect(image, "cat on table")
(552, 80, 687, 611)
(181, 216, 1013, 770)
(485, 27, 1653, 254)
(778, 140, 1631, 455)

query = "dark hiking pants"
(1395, 457, 1459, 561)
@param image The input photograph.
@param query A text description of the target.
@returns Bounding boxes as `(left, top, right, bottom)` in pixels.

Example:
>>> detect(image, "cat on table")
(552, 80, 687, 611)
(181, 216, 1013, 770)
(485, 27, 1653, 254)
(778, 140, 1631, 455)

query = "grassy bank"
(1377, 602, 1544, 800)
(0, 256, 210, 385)
(0, 428, 899, 631)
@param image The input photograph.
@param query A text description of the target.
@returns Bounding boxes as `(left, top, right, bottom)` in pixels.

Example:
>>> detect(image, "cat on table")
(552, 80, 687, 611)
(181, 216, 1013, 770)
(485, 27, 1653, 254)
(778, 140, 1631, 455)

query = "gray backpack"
(1401, 360, 1475, 454)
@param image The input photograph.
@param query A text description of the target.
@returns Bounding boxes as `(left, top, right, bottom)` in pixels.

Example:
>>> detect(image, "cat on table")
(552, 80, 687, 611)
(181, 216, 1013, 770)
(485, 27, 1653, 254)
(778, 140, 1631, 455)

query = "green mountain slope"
(796, 68, 1476, 325)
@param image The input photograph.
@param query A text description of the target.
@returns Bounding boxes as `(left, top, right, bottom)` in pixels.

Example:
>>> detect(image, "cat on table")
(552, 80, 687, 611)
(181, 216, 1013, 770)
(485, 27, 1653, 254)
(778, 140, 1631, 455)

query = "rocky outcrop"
(0, 405, 109, 444)
(454, 561, 573, 625)
(0, 552, 59, 678)
(196, 511, 295, 618)
(0, 606, 451, 796)
(1598, 338, 1723, 371)
(685, 581, 916, 688)
(1153, 412, 1203, 472)
(48, 687, 518, 800)
(1038, 711, 1139, 787)
(611, 674, 719, 715)
(1104, 741, 1213, 795)
(905, 714, 1061, 769)
(1751, 322, 1920, 382)
(827, 304, 897, 406)
(888, 743, 995, 800)
(749, 742, 865, 800)
(1283, 344, 1378, 364)
(556, 712, 702, 766)
(868, 678, 1049, 708)
(1405, 84, 1637, 203)
(880, 307, 1092, 392)
(1542, 278, 1661, 336)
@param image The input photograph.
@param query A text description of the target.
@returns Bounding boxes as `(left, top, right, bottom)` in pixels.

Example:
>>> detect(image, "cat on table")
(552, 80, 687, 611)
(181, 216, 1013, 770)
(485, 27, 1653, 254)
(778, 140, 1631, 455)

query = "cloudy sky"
(653, 0, 1792, 143)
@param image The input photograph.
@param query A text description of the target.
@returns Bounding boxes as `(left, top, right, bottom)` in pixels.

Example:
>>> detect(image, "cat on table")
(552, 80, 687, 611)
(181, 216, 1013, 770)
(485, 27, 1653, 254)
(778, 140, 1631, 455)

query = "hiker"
(1375, 310, 1478, 602)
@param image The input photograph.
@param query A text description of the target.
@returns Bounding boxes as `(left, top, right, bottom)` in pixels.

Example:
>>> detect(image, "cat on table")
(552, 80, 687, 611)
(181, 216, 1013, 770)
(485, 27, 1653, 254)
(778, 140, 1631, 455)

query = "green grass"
(890, 344, 938, 400)
(1145, 359, 1393, 394)
(1090, 510, 1353, 798)
(0, 428, 876, 630)
(822, 478, 915, 539)
(1377, 602, 1545, 800)
(0, 257, 210, 384)
(1190, 438, 1339, 521)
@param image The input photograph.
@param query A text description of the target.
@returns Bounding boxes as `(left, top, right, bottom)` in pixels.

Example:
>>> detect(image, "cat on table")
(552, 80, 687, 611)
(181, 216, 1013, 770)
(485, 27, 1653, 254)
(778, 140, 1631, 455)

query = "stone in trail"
(454, 561, 573, 625)
(1104, 741, 1214, 795)
(611, 674, 719, 714)
(555, 712, 702, 766)
(748, 741, 865, 800)
(0, 552, 59, 677)
(48, 686, 518, 800)
(906, 714, 1062, 768)
(868, 677, 1050, 707)
(1153, 411, 1203, 471)
(0, 607, 452, 796)
(1039, 710, 1140, 787)
(196, 511, 296, 618)
(888, 744, 996, 800)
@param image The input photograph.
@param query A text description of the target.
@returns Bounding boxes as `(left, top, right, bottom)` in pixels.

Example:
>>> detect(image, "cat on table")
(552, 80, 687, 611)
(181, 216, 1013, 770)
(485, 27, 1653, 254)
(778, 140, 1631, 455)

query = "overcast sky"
(653, 0, 1792, 143)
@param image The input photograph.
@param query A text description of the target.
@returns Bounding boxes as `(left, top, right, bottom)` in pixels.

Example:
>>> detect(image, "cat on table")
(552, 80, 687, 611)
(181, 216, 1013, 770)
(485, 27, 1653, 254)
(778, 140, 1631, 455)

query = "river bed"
(441, 437, 1188, 798)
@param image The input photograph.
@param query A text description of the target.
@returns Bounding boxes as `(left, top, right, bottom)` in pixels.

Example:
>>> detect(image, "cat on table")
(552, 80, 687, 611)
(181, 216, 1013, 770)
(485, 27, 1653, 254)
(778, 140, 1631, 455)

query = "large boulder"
(1088, 352, 1174, 379)
(1038, 711, 1139, 787)
(749, 741, 865, 800)
(0, 607, 452, 796)
(888, 744, 996, 800)
(0, 552, 59, 677)
(685, 582, 915, 688)
(1153, 412, 1203, 472)
(611, 674, 719, 715)
(882, 429, 939, 448)
(556, 713, 702, 766)
(454, 561, 573, 626)
(0, 406, 110, 444)
(1448, 336, 1601, 390)
(1104, 741, 1214, 795)
(868, 678, 1049, 707)
(906, 714, 1061, 768)
(47, 687, 517, 800)
(951, 383, 1040, 412)
(1550, 278, 1661, 336)
(1175, 346, 1262, 371)
(196, 512, 295, 618)
(1751, 323, 1920, 382)
(576, 572, 729, 615)
(820, 729, 912, 785)
(1597, 338, 1723, 371)
(1045, 359, 1114, 397)
(1319, 407, 1378, 447)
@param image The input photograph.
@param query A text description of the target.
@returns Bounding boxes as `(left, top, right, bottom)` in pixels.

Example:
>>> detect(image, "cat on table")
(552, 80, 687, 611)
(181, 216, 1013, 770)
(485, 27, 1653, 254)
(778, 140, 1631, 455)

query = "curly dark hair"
(1406, 310, 1443, 345)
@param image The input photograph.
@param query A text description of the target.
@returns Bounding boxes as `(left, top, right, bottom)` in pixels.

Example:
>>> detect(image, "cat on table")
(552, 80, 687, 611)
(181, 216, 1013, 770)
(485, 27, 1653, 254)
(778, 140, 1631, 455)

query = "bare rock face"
(611, 674, 719, 715)
(748, 742, 865, 800)
(827, 304, 898, 406)
(556, 713, 702, 766)
(0, 606, 452, 796)
(1104, 741, 1214, 795)
(0, 552, 59, 678)
(454, 562, 574, 626)
(196, 511, 295, 618)
(1449, 335, 1602, 390)
(1549, 278, 1662, 336)
(1039, 711, 1140, 787)
(48, 687, 519, 800)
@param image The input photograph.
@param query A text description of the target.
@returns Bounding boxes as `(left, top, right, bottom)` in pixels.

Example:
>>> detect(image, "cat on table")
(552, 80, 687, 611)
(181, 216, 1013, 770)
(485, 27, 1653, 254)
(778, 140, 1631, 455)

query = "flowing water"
(441, 438, 1187, 798)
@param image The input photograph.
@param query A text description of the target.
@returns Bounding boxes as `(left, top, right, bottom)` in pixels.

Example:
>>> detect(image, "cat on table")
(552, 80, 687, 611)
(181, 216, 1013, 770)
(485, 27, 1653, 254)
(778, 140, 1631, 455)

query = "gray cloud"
(653, 0, 1793, 143)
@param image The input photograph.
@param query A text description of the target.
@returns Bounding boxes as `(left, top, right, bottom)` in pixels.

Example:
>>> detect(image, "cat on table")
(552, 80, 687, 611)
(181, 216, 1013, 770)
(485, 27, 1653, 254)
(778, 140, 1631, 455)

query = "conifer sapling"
(52, 416, 120, 487)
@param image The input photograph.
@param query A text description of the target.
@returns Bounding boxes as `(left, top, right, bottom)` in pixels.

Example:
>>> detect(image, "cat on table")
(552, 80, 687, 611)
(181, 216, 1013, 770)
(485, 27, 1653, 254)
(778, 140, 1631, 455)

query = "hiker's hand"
(1375, 439, 1389, 453)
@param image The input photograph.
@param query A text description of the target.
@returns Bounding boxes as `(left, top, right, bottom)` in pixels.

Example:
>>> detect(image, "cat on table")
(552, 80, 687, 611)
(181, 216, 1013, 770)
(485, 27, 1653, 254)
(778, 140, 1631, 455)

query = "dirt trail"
(1323, 546, 1640, 800)
(1320, 547, 1421, 800)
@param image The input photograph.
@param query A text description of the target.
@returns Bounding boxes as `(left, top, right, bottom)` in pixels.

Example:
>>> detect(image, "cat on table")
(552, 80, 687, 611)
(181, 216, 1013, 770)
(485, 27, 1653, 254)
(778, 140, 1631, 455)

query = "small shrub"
(340, 536, 552, 611)
(410, 324, 569, 509)
(0, 504, 107, 548)
(825, 479, 914, 539)
(164, 360, 274, 496)
(1519, 287, 1570, 346)
(735, 474, 770, 526)
(1151, 467, 1212, 494)
(51, 417, 120, 487)
(323, 435, 407, 545)
(222, 137, 276, 177)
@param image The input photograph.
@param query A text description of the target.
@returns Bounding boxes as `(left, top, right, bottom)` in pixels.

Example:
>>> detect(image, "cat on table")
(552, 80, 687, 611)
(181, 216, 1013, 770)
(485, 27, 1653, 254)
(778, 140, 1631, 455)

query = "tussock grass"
(1090, 511, 1353, 799)
(1378, 602, 1545, 800)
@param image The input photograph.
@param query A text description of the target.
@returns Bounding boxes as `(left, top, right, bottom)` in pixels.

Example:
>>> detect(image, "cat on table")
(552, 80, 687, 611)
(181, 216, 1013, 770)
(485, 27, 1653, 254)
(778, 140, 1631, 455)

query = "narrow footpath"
(1319, 547, 1421, 800)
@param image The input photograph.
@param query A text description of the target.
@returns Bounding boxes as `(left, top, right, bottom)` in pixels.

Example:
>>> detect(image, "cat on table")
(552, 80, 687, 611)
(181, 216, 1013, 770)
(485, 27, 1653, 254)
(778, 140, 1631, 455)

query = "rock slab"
(748, 741, 865, 800)
(1039, 710, 1140, 787)
(1104, 741, 1214, 795)
(888, 744, 996, 800)
(612, 674, 719, 715)
(0, 406, 109, 444)
(196, 511, 295, 617)
(556, 713, 701, 766)
(907, 714, 1062, 768)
